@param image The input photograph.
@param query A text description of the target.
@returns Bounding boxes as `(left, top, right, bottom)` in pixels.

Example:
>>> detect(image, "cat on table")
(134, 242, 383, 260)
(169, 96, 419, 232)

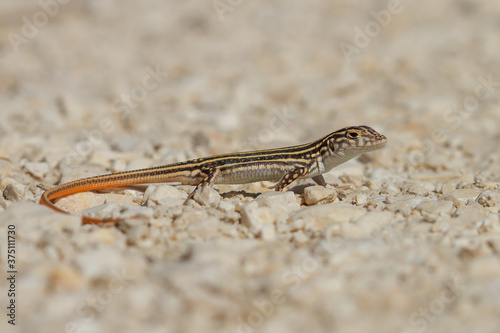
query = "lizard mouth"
(359, 134, 387, 152)
(374, 134, 387, 147)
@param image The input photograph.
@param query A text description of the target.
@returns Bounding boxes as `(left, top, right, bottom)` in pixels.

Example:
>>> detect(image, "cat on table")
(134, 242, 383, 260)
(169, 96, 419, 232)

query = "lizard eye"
(346, 131, 359, 139)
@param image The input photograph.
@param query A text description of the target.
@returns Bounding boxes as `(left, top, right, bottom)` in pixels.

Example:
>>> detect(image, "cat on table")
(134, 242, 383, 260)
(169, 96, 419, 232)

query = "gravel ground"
(1, 1, 500, 333)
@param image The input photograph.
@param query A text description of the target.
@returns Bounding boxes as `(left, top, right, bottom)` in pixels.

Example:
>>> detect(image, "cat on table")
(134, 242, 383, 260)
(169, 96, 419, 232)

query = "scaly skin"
(40, 125, 387, 223)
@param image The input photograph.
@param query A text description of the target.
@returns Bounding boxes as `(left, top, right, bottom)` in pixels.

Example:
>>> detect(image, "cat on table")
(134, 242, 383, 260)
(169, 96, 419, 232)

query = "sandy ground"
(1, 1, 500, 332)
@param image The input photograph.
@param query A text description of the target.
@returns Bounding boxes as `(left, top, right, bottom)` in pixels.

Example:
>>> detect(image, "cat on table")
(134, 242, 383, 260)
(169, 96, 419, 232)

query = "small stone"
(364, 195, 387, 210)
(303, 186, 336, 205)
(406, 182, 428, 196)
(383, 184, 401, 196)
(55, 192, 97, 213)
(386, 198, 423, 216)
(193, 186, 220, 207)
(123, 189, 144, 205)
(291, 230, 309, 243)
(241, 201, 275, 230)
(365, 179, 381, 190)
(0, 159, 21, 179)
(441, 182, 456, 195)
(454, 203, 490, 218)
(288, 218, 306, 232)
(0, 177, 17, 190)
(119, 206, 154, 220)
(254, 191, 300, 217)
(144, 185, 186, 207)
(56, 192, 135, 213)
(479, 214, 500, 234)
(82, 202, 122, 221)
(0, 199, 12, 211)
(219, 200, 235, 213)
(158, 197, 185, 208)
(354, 193, 367, 206)
(259, 223, 276, 240)
(289, 202, 366, 229)
(3, 183, 27, 201)
(24, 162, 50, 180)
(187, 217, 220, 238)
(476, 190, 500, 208)
(421, 182, 437, 193)
(224, 211, 241, 223)
(415, 200, 454, 219)
(441, 189, 482, 206)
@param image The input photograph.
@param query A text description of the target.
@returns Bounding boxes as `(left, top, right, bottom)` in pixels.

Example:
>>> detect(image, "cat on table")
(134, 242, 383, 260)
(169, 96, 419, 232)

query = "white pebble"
(24, 162, 50, 180)
(303, 186, 336, 205)
(406, 183, 428, 196)
(144, 185, 186, 207)
(193, 186, 221, 207)
(442, 189, 482, 207)
(0, 177, 17, 190)
(241, 201, 275, 230)
(415, 200, 454, 218)
(255, 191, 300, 217)
(476, 190, 500, 208)
(354, 193, 367, 206)
(289, 202, 366, 229)
(386, 198, 423, 216)
(119, 206, 154, 220)
(291, 230, 309, 243)
(3, 183, 27, 201)
(187, 217, 220, 239)
(82, 202, 121, 221)
(259, 223, 276, 241)
(219, 200, 236, 213)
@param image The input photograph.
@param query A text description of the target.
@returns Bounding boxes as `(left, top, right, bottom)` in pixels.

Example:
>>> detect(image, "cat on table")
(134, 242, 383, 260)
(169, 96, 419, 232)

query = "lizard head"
(321, 125, 387, 168)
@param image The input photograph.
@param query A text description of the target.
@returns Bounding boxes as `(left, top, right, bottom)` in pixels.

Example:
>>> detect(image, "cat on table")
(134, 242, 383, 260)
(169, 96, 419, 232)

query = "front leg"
(185, 168, 221, 202)
(271, 167, 308, 191)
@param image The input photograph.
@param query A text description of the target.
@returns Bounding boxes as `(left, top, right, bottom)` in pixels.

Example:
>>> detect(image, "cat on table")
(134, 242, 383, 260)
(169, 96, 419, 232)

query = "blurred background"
(1, 1, 499, 332)
(1, 0, 498, 171)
